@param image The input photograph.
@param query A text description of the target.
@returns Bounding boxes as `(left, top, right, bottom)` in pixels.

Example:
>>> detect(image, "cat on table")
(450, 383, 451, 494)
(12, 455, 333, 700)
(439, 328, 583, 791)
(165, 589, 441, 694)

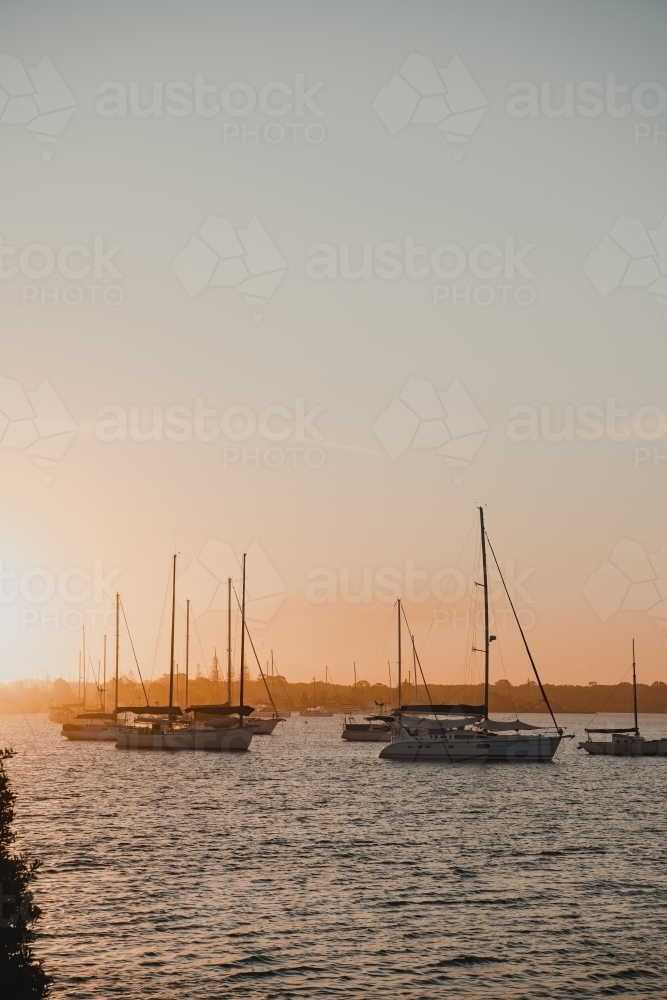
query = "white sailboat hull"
(380, 733, 562, 762)
(62, 724, 123, 742)
(248, 717, 282, 735)
(115, 726, 252, 751)
(579, 738, 667, 757)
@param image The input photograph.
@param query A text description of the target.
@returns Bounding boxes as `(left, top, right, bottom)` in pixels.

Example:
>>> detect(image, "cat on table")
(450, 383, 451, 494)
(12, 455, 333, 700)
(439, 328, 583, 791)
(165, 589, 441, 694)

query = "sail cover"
(585, 727, 638, 734)
(484, 718, 543, 731)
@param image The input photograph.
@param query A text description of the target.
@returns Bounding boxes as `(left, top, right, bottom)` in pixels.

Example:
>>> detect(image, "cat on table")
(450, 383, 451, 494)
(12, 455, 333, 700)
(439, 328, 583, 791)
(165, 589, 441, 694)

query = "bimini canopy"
(406, 717, 481, 730)
(396, 703, 485, 717)
(483, 718, 543, 732)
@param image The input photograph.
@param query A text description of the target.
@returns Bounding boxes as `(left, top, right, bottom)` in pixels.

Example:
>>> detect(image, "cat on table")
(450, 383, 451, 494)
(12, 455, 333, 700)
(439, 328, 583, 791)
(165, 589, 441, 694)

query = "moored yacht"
(62, 712, 122, 742)
(341, 714, 391, 742)
(380, 507, 569, 763)
(115, 552, 252, 753)
(579, 641, 667, 757)
(62, 605, 126, 742)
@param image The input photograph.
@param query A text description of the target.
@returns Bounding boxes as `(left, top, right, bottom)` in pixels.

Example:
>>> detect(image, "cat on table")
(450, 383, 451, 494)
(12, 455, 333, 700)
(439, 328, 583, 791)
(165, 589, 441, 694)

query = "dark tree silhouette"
(0, 749, 50, 998)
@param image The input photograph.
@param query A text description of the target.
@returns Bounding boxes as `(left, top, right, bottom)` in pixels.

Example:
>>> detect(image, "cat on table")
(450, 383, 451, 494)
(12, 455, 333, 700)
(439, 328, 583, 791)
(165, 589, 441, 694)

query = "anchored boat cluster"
(53, 509, 667, 761)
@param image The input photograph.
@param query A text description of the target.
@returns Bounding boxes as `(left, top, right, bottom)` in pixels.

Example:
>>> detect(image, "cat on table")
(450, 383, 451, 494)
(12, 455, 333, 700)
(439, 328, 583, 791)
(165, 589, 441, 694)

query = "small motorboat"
(341, 715, 391, 742)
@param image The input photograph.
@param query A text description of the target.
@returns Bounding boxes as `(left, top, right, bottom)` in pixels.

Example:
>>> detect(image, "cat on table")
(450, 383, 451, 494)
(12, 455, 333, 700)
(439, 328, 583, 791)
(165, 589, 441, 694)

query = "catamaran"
(578, 640, 667, 757)
(115, 553, 252, 752)
(380, 507, 569, 762)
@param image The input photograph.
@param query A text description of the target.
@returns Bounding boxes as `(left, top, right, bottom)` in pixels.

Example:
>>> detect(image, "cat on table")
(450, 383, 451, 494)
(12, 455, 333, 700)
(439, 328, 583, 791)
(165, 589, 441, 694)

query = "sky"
(1, 0, 667, 690)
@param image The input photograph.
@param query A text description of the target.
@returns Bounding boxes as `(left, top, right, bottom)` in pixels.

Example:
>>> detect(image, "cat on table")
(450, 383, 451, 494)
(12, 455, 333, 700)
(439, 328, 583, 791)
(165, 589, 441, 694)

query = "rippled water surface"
(3, 713, 667, 999)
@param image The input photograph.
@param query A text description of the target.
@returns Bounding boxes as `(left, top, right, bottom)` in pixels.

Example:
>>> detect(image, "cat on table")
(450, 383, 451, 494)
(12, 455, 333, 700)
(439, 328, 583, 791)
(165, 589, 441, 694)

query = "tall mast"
(114, 593, 120, 713)
(632, 638, 638, 734)
(239, 554, 246, 725)
(103, 635, 107, 714)
(185, 599, 190, 709)
(82, 624, 86, 709)
(168, 553, 176, 723)
(227, 577, 232, 705)
(479, 506, 490, 720)
(78, 651, 81, 701)
(397, 598, 402, 710)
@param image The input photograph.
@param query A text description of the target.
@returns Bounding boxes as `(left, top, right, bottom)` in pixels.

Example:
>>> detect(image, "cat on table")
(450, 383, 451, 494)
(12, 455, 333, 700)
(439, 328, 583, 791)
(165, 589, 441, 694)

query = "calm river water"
(3, 713, 667, 999)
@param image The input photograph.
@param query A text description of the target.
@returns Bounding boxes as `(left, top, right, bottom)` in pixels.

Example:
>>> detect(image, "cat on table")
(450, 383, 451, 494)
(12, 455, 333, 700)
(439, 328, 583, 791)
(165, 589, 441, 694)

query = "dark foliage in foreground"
(0, 748, 50, 998)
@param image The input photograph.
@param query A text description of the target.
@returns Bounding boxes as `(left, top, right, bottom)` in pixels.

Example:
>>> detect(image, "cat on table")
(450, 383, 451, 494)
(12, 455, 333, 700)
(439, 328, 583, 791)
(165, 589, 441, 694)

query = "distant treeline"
(2, 674, 667, 715)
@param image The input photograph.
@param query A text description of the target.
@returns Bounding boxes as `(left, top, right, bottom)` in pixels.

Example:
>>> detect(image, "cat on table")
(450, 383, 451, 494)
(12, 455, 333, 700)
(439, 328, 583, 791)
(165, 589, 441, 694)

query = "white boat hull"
(62, 724, 123, 742)
(248, 717, 282, 735)
(380, 733, 562, 762)
(342, 726, 391, 742)
(579, 738, 667, 757)
(115, 726, 252, 751)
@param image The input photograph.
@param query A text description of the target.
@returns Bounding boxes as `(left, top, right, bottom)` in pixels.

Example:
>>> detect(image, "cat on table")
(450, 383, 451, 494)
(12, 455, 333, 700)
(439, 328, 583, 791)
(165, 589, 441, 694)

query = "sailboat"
(300, 670, 334, 716)
(578, 641, 667, 756)
(380, 507, 568, 762)
(62, 619, 125, 742)
(115, 554, 252, 751)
